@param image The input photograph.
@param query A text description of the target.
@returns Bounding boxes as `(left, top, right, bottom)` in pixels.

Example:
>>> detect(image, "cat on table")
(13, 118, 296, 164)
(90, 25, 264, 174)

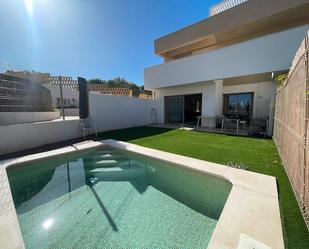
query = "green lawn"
(99, 126, 309, 249)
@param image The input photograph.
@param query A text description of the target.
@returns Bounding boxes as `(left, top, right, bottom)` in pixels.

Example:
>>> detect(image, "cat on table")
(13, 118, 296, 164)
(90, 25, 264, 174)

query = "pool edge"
(0, 139, 284, 249)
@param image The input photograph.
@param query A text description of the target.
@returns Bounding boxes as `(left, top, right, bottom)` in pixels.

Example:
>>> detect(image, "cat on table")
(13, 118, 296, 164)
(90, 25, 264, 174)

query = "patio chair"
(80, 117, 98, 139)
(249, 117, 267, 137)
(221, 117, 239, 134)
(216, 116, 224, 129)
(196, 116, 216, 129)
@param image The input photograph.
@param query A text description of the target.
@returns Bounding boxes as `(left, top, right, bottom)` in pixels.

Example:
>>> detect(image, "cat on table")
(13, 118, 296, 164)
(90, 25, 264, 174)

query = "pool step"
(89, 167, 123, 173)
(95, 162, 142, 170)
(83, 157, 130, 165)
(89, 153, 127, 159)
(83, 154, 129, 162)
(89, 166, 146, 181)
(101, 154, 126, 159)
(95, 159, 118, 164)
(95, 158, 135, 164)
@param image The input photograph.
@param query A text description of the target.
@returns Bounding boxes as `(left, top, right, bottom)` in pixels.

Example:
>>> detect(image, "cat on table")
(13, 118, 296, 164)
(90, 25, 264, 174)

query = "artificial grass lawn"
(99, 126, 309, 249)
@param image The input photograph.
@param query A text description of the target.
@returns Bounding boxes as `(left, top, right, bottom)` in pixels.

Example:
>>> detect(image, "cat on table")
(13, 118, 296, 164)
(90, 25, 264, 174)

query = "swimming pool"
(1, 139, 284, 249)
(6, 145, 232, 249)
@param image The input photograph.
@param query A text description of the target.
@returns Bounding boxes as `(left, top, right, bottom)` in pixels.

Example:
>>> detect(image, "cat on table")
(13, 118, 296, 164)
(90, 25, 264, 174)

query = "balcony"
(145, 25, 309, 90)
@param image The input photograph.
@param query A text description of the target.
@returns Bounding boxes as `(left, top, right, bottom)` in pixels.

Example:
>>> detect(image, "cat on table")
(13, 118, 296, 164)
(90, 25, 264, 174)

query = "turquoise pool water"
(7, 146, 232, 249)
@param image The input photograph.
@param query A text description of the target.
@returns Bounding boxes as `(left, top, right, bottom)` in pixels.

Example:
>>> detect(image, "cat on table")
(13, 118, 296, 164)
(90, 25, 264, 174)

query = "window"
(223, 92, 253, 121)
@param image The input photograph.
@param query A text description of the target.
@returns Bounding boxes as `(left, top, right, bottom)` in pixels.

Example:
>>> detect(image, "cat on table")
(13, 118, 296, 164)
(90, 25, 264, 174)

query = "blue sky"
(0, 0, 219, 85)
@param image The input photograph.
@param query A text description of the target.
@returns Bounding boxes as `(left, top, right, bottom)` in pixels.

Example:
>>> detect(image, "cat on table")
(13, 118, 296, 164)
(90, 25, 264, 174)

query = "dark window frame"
(223, 92, 254, 121)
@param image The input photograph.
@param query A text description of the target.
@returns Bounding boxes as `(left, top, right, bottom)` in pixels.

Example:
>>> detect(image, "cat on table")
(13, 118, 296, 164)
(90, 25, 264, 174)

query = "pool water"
(7, 147, 232, 249)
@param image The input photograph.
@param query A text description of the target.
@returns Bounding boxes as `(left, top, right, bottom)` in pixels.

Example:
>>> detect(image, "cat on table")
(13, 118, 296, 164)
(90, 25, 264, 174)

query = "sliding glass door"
(184, 94, 202, 125)
(165, 96, 184, 123)
(165, 94, 202, 124)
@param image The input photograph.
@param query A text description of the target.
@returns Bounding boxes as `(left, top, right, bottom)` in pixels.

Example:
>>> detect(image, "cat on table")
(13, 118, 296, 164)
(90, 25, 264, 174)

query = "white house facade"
(144, 0, 309, 133)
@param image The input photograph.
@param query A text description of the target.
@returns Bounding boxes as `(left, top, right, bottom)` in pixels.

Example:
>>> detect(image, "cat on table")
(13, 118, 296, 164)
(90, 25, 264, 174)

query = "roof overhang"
(155, 0, 309, 59)
(222, 71, 287, 87)
(145, 25, 309, 90)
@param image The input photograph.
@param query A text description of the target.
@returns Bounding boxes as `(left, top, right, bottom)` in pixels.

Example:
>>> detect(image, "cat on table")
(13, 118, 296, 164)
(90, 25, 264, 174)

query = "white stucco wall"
(0, 111, 60, 125)
(145, 25, 309, 89)
(153, 81, 276, 123)
(0, 119, 81, 155)
(89, 94, 163, 131)
(44, 84, 79, 108)
(0, 95, 163, 155)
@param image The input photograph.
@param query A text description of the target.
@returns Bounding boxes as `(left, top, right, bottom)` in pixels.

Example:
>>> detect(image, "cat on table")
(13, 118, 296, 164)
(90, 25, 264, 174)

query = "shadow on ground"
(98, 126, 172, 142)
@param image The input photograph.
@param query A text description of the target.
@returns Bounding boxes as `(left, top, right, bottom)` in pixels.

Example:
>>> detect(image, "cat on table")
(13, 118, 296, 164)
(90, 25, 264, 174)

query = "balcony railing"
(209, 0, 248, 16)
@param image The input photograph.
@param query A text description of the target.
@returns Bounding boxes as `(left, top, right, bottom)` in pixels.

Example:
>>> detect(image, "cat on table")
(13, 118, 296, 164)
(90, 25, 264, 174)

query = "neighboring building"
(4, 71, 51, 84)
(138, 91, 153, 99)
(47, 76, 134, 109)
(44, 76, 79, 109)
(144, 0, 309, 130)
(49, 76, 135, 97)
(6, 71, 149, 100)
(89, 84, 132, 97)
(0, 72, 52, 112)
(49, 76, 78, 88)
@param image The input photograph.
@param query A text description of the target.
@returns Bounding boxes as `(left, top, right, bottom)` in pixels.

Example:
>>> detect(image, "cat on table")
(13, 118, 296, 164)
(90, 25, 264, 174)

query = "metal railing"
(0, 67, 56, 125)
(0, 72, 52, 112)
(209, 0, 248, 16)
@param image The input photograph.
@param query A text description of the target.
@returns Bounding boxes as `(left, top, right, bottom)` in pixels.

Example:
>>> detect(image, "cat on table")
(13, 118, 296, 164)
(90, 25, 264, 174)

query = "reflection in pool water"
(7, 147, 231, 249)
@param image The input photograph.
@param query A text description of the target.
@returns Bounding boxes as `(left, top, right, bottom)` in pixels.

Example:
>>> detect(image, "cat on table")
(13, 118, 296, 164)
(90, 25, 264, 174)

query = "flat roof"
(155, 0, 309, 58)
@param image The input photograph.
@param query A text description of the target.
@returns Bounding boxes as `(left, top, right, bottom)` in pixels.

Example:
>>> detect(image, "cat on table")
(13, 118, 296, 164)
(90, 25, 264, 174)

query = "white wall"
(89, 94, 162, 131)
(0, 111, 60, 125)
(44, 84, 79, 108)
(153, 80, 276, 123)
(145, 25, 309, 89)
(223, 81, 276, 118)
(0, 94, 162, 155)
(59, 108, 79, 117)
(0, 119, 81, 155)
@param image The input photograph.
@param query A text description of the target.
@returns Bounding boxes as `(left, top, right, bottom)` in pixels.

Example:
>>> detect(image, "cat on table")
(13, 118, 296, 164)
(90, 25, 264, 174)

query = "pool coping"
(0, 139, 284, 249)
